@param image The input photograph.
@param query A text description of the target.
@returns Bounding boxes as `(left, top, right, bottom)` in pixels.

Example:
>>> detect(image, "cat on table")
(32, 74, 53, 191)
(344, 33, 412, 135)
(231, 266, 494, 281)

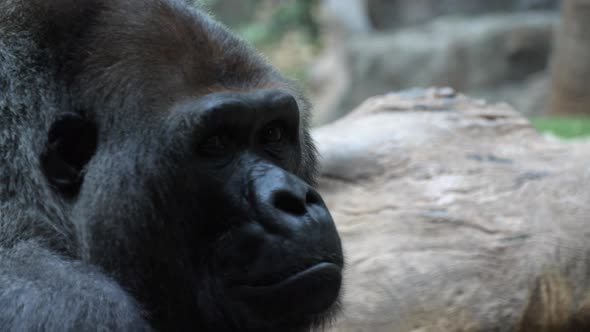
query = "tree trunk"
(549, 0, 590, 114)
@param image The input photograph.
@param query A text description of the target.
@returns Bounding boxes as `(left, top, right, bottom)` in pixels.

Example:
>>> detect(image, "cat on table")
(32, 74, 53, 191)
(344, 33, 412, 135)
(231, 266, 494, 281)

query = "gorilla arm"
(0, 241, 150, 331)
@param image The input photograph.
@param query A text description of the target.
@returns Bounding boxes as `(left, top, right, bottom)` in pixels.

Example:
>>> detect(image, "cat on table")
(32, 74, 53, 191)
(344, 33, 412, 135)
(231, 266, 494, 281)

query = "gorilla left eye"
(260, 124, 283, 144)
(199, 134, 231, 156)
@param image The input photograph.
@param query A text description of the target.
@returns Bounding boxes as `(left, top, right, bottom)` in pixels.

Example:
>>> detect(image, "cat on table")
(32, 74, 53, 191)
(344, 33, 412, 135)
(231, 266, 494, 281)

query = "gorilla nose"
(251, 166, 330, 234)
(271, 186, 322, 217)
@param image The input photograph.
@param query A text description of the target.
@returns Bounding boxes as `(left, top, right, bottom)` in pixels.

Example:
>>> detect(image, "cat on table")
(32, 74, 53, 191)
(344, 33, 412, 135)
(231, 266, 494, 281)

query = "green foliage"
(194, 0, 319, 46)
(193, 0, 320, 80)
(530, 117, 590, 138)
(237, 1, 319, 46)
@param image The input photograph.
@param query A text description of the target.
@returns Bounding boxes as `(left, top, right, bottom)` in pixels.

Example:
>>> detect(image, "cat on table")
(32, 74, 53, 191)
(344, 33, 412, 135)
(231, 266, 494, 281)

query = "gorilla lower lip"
(234, 262, 342, 318)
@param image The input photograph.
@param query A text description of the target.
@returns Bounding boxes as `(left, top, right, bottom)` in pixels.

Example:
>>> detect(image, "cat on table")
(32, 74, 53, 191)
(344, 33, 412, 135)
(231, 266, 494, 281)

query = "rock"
(366, 0, 560, 31)
(314, 89, 590, 332)
(470, 71, 551, 117)
(309, 13, 557, 125)
(319, 0, 373, 36)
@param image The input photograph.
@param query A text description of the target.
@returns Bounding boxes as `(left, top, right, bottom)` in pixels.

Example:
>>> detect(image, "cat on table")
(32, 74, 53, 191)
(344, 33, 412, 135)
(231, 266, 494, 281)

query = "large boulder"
(310, 13, 557, 125)
(314, 88, 590, 331)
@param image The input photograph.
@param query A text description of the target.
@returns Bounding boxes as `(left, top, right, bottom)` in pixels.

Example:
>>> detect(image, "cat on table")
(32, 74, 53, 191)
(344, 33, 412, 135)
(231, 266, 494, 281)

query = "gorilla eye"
(260, 124, 284, 144)
(199, 134, 231, 156)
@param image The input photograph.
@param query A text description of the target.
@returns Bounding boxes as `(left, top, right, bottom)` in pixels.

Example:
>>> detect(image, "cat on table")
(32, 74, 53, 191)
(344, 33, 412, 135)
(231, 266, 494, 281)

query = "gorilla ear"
(41, 114, 98, 197)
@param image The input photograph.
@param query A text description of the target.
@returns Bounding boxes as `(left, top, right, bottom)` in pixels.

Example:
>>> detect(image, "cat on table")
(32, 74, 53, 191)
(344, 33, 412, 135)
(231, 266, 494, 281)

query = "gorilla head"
(0, 0, 343, 331)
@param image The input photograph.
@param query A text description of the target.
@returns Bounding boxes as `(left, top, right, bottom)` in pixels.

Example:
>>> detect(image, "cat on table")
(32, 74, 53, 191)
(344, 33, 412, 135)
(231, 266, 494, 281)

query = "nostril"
(306, 189, 322, 205)
(272, 190, 307, 216)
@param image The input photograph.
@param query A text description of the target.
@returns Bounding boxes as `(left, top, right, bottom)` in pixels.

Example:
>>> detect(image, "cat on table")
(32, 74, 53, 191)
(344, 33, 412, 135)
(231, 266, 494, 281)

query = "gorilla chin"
(234, 262, 343, 319)
(0, 0, 343, 331)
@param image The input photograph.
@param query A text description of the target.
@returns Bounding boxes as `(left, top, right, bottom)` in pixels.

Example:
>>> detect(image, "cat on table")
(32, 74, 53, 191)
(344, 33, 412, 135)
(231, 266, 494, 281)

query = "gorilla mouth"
(233, 262, 342, 318)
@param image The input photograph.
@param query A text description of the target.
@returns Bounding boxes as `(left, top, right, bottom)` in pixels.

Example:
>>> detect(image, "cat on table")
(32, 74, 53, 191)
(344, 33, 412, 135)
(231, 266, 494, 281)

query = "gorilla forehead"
(63, 0, 284, 112)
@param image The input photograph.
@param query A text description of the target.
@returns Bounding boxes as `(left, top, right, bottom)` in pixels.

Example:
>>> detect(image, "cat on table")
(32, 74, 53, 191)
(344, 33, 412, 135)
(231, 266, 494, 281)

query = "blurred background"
(197, 0, 590, 138)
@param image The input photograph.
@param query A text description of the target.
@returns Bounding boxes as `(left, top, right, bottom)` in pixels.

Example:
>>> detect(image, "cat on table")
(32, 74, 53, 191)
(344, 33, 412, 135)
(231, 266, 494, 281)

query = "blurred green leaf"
(236, 1, 319, 46)
(530, 117, 590, 138)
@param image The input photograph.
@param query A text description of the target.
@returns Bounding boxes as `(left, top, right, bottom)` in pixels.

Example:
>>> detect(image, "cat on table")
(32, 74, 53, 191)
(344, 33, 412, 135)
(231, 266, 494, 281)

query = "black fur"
(0, 1, 343, 331)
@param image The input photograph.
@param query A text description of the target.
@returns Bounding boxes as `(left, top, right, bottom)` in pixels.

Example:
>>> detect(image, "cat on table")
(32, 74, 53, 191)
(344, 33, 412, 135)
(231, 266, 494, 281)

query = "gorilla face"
(36, 0, 342, 330)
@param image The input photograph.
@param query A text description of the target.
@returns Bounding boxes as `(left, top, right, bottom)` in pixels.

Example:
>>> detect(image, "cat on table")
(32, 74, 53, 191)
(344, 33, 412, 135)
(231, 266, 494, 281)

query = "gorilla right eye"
(260, 123, 284, 144)
(41, 114, 98, 197)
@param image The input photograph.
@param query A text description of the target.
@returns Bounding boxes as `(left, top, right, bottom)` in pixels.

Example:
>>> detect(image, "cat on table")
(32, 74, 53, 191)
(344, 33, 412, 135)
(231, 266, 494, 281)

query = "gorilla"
(0, 0, 343, 331)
